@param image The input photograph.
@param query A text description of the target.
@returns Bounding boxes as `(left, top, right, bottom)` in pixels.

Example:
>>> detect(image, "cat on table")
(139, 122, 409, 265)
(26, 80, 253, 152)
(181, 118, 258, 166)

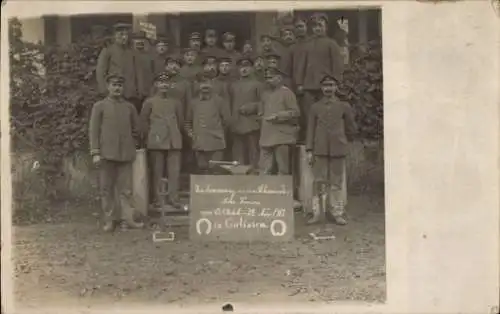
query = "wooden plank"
(132, 149, 149, 217)
(189, 175, 294, 242)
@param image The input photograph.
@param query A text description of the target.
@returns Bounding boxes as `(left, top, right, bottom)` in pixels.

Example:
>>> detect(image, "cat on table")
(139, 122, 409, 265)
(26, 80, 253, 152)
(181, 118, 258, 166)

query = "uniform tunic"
(152, 52, 168, 75)
(187, 94, 231, 152)
(259, 85, 300, 147)
(89, 97, 139, 162)
(96, 44, 138, 99)
(305, 97, 357, 157)
(288, 36, 310, 89)
(134, 50, 155, 99)
(302, 36, 345, 91)
(229, 77, 262, 134)
(140, 95, 184, 150)
(200, 46, 225, 59)
(223, 50, 243, 77)
(179, 64, 202, 81)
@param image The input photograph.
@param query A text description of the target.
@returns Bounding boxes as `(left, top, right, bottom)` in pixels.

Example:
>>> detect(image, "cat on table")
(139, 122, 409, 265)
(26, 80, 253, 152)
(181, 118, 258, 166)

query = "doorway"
(179, 12, 254, 50)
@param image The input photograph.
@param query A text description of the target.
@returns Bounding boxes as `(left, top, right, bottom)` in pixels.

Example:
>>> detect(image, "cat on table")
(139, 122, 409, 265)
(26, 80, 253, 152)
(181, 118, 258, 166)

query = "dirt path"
(12, 192, 385, 309)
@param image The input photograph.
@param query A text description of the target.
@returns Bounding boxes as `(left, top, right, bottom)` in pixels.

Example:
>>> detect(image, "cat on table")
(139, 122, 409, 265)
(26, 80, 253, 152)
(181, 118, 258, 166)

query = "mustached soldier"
(186, 74, 231, 174)
(140, 72, 184, 209)
(152, 35, 171, 75)
(89, 73, 143, 232)
(201, 29, 225, 60)
(305, 74, 357, 225)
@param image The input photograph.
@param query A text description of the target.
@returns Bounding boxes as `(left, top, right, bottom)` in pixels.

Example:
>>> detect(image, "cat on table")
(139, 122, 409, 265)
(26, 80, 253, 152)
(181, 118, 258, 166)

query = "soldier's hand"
(92, 154, 101, 166)
(265, 114, 278, 122)
(306, 152, 314, 165)
(297, 85, 304, 95)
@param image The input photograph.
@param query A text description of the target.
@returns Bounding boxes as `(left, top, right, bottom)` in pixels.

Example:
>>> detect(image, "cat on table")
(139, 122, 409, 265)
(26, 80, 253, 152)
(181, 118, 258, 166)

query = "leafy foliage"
(338, 40, 384, 141)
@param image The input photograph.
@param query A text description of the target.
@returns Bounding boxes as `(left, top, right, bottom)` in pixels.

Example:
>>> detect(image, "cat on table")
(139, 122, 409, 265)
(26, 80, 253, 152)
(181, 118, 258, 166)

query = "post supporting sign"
(189, 175, 295, 242)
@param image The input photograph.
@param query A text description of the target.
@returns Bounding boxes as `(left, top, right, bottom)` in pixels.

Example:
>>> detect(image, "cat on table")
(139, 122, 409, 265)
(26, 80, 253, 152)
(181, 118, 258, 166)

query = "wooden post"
(297, 145, 314, 213)
(358, 10, 368, 51)
(132, 149, 149, 217)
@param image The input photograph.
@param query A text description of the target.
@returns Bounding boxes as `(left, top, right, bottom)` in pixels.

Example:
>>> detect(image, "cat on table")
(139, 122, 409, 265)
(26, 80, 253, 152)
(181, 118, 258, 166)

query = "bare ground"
(12, 188, 385, 309)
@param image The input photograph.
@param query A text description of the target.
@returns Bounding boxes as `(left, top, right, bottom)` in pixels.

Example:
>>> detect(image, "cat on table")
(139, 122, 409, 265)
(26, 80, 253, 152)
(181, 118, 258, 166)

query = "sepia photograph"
(8, 6, 386, 309)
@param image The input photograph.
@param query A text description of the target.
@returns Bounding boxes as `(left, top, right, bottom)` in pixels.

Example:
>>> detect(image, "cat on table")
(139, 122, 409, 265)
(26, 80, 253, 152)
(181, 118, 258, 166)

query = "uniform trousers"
(259, 145, 291, 175)
(311, 156, 347, 216)
(231, 131, 260, 170)
(99, 159, 136, 224)
(149, 149, 181, 204)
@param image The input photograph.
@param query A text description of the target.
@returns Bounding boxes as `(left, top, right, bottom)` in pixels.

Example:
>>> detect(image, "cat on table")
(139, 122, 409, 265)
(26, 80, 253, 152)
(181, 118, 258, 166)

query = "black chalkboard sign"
(189, 175, 295, 242)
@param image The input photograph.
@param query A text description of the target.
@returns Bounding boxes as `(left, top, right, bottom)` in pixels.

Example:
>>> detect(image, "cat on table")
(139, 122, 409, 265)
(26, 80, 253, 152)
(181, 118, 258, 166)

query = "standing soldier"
(89, 73, 144, 232)
(258, 34, 276, 56)
(230, 56, 263, 170)
(301, 13, 345, 124)
(140, 72, 184, 209)
(305, 74, 357, 225)
(188, 32, 202, 53)
(185, 75, 232, 174)
(288, 16, 311, 142)
(96, 23, 139, 112)
(152, 35, 171, 75)
(215, 56, 233, 100)
(242, 40, 254, 57)
(258, 67, 300, 175)
(132, 32, 155, 113)
(221, 32, 242, 77)
(201, 29, 225, 59)
(252, 54, 266, 83)
(276, 24, 296, 76)
(179, 47, 202, 82)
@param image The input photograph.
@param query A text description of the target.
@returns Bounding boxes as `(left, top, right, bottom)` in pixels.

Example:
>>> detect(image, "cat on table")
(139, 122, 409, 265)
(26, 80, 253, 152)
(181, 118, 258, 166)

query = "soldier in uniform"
(275, 24, 296, 76)
(215, 56, 233, 99)
(301, 13, 345, 125)
(252, 54, 266, 83)
(221, 32, 242, 77)
(186, 75, 232, 174)
(152, 35, 171, 75)
(89, 73, 144, 232)
(229, 56, 263, 170)
(258, 67, 300, 175)
(258, 34, 275, 55)
(305, 74, 357, 225)
(179, 47, 202, 82)
(140, 72, 184, 209)
(288, 15, 311, 142)
(188, 32, 202, 54)
(96, 23, 139, 112)
(132, 32, 155, 113)
(201, 29, 225, 59)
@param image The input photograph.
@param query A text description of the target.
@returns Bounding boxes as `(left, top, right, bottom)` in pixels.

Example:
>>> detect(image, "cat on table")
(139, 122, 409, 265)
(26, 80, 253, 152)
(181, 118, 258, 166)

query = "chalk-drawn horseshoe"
(270, 220, 287, 236)
(196, 218, 212, 235)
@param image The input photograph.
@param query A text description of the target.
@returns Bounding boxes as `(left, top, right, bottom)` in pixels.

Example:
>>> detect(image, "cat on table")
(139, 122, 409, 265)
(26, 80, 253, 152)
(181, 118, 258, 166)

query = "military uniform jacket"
(140, 95, 184, 150)
(200, 46, 225, 59)
(135, 50, 155, 98)
(96, 44, 138, 99)
(302, 36, 345, 91)
(305, 97, 357, 157)
(89, 97, 139, 162)
(153, 52, 168, 75)
(288, 37, 310, 89)
(187, 94, 231, 151)
(214, 75, 232, 100)
(179, 64, 202, 81)
(259, 85, 300, 147)
(223, 50, 243, 77)
(229, 77, 263, 134)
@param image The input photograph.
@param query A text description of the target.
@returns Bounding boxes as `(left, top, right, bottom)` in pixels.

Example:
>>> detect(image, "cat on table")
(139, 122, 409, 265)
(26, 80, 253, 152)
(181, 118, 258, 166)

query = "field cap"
(320, 74, 339, 84)
(280, 24, 295, 33)
(260, 33, 272, 40)
(310, 13, 329, 24)
(264, 67, 288, 78)
(155, 35, 169, 45)
(218, 56, 232, 64)
(113, 23, 132, 32)
(222, 32, 236, 42)
(189, 32, 201, 40)
(264, 52, 281, 60)
(166, 54, 183, 65)
(202, 54, 218, 65)
(106, 73, 125, 83)
(236, 56, 254, 66)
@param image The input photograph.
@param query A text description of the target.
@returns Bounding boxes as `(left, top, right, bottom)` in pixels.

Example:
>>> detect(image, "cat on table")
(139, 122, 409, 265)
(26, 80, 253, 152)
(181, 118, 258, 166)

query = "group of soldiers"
(89, 12, 357, 233)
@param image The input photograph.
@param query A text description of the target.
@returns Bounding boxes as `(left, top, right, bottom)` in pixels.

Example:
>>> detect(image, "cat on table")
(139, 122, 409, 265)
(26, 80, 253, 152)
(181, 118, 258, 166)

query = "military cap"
(264, 67, 288, 78)
(320, 73, 339, 84)
(294, 15, 308, 24)
(243, 39, 253, 46)
(202, 54, 218, 65)
(154, 71, 170, 82)
(183, 47, 198, 54)
(197, 72, 213, 83)
(131, 32, 147, 40)
(280, 24, 295, 33)
(264, 52, 281, 60)
(155, 35, 169, 45)
(166, 54, 183, 65)
(310, 12, 329, 23)
(222, 32, 236, 42)
(236, 55, 254, 66)
(205, 29, 217, 37)
(218, 55, 232, 64)
(113, 23, 132, 31)
(260, 33, 272, 40)
(189, 32, 201, 40)
(105, 73, 125, 83)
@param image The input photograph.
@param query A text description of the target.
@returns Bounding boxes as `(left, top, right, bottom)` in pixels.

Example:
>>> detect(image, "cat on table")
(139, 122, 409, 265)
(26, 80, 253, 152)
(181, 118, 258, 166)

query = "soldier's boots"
(120, 220, 145, 231)
(102, 221, 116, 232)
(306, 195, 324, 225)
